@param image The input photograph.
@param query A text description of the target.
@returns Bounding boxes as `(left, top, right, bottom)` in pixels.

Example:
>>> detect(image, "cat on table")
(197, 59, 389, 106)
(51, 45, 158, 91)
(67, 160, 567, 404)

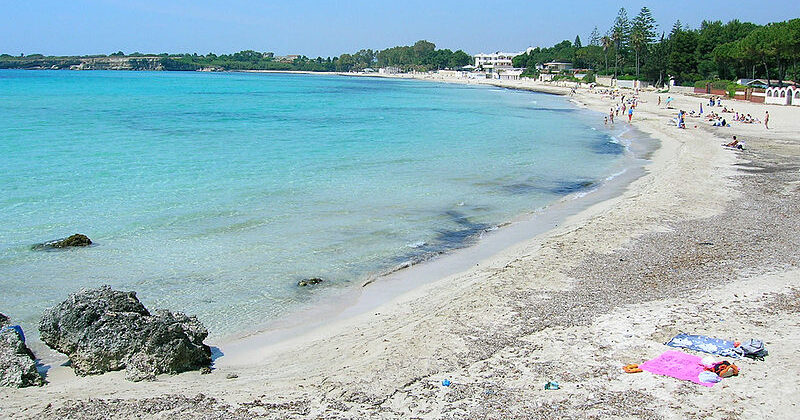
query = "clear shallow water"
(0, 70, 629, 338)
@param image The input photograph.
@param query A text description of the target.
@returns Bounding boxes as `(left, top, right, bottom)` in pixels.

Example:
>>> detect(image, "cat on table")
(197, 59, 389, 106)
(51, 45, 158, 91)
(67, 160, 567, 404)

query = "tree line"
(4, 12, 798, 87)
(512, 8, 800, 87)
(0, 40, 471, 73)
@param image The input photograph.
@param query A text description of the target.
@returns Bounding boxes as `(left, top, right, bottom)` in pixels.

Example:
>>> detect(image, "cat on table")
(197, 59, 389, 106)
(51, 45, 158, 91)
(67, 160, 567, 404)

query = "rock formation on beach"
(39, 286, 212, 381)
(0, 313, 45, 388)
(297, 277, 324, 287)
(32, 233, 93, 250)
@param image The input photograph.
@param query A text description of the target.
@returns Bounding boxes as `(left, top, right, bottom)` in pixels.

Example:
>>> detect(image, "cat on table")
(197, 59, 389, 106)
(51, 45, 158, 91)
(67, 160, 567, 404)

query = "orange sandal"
(623, 364, 643, 373)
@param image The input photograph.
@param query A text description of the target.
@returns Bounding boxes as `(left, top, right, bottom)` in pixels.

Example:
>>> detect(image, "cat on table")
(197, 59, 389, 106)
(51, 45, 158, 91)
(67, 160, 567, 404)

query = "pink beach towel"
(639, 350, 715, 387)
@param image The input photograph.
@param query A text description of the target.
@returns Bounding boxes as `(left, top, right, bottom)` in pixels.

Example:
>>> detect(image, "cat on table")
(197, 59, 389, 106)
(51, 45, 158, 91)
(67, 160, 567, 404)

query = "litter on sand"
(544, 381, 560, 390)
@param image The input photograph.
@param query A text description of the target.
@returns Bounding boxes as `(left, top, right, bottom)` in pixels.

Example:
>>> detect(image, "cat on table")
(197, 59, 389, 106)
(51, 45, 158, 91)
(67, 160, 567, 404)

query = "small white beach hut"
(765, 86, 800, 106)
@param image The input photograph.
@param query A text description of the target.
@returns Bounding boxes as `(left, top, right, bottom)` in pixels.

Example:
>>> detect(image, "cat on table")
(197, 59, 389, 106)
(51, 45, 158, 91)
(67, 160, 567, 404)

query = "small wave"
(406, 241, 427, 248)
(606, 168, 628, 181)
(606, 136, 632, 152)
(571, 186, 600, 199)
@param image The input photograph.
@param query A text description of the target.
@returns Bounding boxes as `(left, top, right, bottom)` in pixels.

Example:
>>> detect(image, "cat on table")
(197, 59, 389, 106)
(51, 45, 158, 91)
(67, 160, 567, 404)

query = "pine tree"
(589, 27, 601, 46)
(631, 7, 657, 79)
(575, 35, 582, 48)
(670, 20, 683, 38)
(611, 8, 632, 77)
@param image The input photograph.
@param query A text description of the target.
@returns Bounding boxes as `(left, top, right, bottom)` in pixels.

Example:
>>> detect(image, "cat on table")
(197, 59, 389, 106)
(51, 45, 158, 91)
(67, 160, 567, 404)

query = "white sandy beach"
(2, 76, 800, 419)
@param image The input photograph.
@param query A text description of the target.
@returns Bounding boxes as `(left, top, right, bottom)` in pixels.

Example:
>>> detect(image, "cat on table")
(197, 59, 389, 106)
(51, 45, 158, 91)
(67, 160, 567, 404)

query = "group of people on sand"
(658, 95, 677, 109)
(705, 111, 729, 127)
(675, 110, 687, 129)
(728, 110, 769, 129)
(692, 98, 772, 130)
(599, 90, 770, 152)
(604, 94, 639, 125)
(734, 112, 759, 124)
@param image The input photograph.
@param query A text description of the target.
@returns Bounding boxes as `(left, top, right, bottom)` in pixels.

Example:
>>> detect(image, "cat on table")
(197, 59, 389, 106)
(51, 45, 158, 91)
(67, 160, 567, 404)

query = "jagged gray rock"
(0, 313, 45, 388)
(297, 277, 324, 287)
(32, 233, 92, 250)
(39, 286, 211, 381)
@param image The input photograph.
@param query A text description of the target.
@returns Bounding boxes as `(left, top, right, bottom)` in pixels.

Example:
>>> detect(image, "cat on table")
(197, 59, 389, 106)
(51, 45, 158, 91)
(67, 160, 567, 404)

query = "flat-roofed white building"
(543, 62, 573, 72)
(474, 47, 534, 70)
(474, 52, 516, 69)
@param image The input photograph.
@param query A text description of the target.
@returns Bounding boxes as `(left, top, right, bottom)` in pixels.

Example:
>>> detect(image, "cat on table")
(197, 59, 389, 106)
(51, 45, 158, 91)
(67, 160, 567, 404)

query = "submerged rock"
(32, 233, 93, 250)
(297, 277, 324, 287)
(0, 313, 45, 388)
(39, 286, 211, 381)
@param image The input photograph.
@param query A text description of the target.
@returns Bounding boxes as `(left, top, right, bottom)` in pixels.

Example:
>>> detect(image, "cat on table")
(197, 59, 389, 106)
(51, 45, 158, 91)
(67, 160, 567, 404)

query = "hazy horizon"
(3, 1, 800, 58)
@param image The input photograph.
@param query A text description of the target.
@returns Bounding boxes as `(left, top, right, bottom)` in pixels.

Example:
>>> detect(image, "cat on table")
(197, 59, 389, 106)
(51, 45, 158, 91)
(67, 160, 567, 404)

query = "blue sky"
(3, 0, 799, 57)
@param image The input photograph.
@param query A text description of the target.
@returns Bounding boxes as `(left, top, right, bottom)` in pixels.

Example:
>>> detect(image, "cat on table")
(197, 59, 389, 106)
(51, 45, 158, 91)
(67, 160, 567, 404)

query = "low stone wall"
(596, 76, 614, 86)
(668, 85, 695, 94)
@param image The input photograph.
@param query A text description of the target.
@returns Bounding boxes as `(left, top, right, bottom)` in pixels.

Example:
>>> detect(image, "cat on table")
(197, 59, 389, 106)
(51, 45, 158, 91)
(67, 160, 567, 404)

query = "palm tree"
(601, 36, 612, 72)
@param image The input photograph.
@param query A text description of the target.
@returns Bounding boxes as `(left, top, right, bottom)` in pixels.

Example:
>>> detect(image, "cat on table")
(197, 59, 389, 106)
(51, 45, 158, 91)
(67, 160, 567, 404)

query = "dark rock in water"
(32, 233, 93, 250)
(39, 286, 211, 382)
(0, 313, 45, 388)
(297, 277, 324, 287)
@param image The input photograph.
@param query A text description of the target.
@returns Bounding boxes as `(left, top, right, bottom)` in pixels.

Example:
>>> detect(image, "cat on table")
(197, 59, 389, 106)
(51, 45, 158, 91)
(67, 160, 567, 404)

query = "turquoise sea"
(0, 70, 632, 339)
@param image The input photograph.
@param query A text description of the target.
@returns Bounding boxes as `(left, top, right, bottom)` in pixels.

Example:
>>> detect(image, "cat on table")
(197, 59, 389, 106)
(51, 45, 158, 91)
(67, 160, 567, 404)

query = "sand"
(2, 75, 799, 419)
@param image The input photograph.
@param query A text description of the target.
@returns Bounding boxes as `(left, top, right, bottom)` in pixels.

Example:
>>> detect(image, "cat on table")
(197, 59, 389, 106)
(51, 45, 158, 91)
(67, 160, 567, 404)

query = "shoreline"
(208, 81, 657, 353)
(20, 71, 656, 365)
(217, 127, 654, 359)
(3, 73, 800, 418)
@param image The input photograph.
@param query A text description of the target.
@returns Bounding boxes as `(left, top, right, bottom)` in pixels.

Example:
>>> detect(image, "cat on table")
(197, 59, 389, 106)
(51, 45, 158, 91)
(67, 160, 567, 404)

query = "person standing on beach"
(628, 107, 633, 123)
(609, 108, 615, 124)
(765, 111, 770, 129)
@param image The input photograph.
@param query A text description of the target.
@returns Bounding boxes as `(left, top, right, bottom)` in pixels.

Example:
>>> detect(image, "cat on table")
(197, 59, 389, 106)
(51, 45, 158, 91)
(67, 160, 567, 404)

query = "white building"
(543, 62, 574, 72)
(474, 52, 515, 69)
(497, 68, 523, 80)
(379, 67, 401, 75)
(473, 47, 534, 70)
(765, 86, 800, 106)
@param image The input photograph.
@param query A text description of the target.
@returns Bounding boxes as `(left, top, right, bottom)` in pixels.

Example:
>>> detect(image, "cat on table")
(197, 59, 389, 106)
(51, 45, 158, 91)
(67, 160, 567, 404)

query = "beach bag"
(707, 361, 739, 378)
(739, 339, 768, 360)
